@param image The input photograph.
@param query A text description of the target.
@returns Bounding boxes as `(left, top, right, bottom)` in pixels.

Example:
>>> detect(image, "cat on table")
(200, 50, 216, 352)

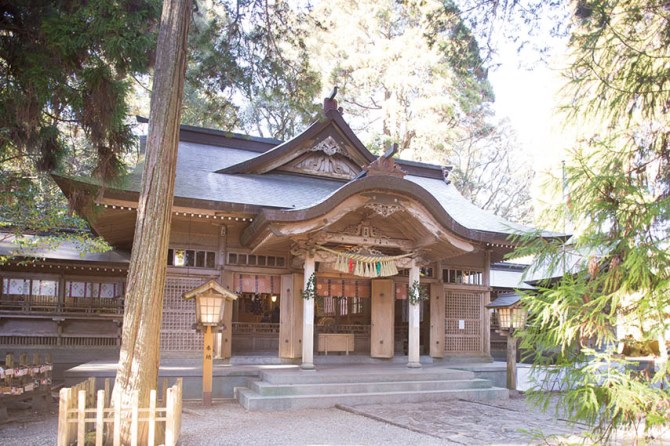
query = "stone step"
(249, 378, 493, 396)
(259, 368, 475, 385)
(236, 386, 509, 411)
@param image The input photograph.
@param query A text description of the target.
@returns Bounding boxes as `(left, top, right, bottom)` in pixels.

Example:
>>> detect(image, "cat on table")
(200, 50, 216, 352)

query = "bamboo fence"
(57, 377, 182, 446)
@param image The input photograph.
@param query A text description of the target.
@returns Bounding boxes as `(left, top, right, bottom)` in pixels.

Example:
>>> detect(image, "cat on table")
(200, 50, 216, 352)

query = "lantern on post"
(486, 292, 527, 391)
(183, 280, 238, 405)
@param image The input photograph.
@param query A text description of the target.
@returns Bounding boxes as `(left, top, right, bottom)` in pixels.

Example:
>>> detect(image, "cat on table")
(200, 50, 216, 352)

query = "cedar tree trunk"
(111, 0, 191, 443)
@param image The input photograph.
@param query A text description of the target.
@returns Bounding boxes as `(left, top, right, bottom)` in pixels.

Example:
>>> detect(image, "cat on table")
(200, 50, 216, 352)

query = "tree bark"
(111, 0, 191, 443)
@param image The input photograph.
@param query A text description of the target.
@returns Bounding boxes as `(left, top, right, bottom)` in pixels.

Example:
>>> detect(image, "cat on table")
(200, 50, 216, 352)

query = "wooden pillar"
(279, 274, 304, 359)
(217, 271, 234, 359)
(506, 330, 517, 390)
(483, 249, 492, 357)
(301, 255, 316, 370)
(430, 283, 445, 358)
(202, 325, 214, 405)
(407, 262, 421, 368)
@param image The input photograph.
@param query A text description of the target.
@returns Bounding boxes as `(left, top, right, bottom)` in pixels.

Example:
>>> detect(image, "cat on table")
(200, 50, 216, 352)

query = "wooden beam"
(318, 232, 413, 250)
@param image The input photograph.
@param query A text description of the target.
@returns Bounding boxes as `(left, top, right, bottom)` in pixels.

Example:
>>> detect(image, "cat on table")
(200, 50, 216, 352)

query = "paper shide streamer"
(318, 245, 413, 278)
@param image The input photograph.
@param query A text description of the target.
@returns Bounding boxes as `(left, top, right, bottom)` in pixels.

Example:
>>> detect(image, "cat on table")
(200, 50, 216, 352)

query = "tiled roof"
(486, 292, 522, 308)
(0, 234, 130, 263)
(73, 135, 562, 239)
(490, 268, 535, 290)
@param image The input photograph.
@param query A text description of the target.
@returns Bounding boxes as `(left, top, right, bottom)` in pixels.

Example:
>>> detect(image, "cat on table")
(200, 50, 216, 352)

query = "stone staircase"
(235, 364, 508, 411)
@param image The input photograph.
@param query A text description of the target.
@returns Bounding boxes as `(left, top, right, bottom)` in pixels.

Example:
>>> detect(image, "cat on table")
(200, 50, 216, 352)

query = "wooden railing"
(57, 377, 182, 446)
(232, 322, 279, 352)
(0, 295, 124, 315)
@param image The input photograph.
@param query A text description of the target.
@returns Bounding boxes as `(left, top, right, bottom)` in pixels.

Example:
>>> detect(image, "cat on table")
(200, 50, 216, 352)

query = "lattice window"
(160, 276, 207, 352)
(444, 290, 483, 353)
(227, 252, 286, 268)
(442, 268, 483, 286)
(168, 248, 216, 268)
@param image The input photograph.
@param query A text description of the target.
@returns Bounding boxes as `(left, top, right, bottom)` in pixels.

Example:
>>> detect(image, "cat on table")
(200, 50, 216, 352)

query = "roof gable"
(217, 109, 376, 180)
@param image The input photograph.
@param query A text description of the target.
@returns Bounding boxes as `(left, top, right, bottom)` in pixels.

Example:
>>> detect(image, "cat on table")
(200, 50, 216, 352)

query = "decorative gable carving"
(281, 135, 362, 179)
(342, 219, 390, 239)
(311, 136, 346, 156)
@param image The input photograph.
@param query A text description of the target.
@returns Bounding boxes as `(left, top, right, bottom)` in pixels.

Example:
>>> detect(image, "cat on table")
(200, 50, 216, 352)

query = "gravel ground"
(0, 400, 444, 446)
(179, 401, 445, 446)
(1, 396, 669, 445)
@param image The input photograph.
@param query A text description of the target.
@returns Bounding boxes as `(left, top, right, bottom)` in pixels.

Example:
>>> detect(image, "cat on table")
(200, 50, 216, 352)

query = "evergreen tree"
(309, 0, 493, 160)
(111, 0, 191, 442)
(509, 0, 670, 440)
(181, 0, 322, 140)
(0, 0, 160, 258)
(308, 0, 533, 221)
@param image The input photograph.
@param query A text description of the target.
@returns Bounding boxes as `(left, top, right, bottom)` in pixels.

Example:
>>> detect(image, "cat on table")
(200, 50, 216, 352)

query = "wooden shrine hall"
(0, 95, 561, 371)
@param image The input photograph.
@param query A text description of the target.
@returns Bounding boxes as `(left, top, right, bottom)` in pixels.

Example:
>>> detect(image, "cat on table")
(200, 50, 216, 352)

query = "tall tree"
(449, 119, 534, 223)
(307, 0, 533, 221)
(111, 0, 191, 443)
(181, 0, 321, 140)
(0, 1, 159, 182)
(309, 0, 494, 161)
(506, 0, 670, 441)
(0, 0, 160, 256)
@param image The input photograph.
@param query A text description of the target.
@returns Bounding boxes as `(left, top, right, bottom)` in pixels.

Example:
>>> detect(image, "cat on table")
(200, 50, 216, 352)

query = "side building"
(0, 97, 561, 374)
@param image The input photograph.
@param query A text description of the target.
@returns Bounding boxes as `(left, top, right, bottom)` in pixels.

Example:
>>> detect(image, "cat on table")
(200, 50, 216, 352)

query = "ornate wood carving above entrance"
(365, 202, 403, 218)
(341, 219, 390, 239)
(282, 135, 362, 179)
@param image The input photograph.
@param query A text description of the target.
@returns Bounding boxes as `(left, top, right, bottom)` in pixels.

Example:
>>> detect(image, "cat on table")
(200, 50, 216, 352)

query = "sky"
(489, 53, 565, 171)
(484, 25, 574, 209)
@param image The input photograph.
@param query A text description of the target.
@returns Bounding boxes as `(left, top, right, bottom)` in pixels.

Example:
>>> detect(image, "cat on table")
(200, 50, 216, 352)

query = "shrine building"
(0, 96, 560, 372)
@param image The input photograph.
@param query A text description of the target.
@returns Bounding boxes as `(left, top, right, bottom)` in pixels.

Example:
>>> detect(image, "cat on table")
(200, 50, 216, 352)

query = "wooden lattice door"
(160, 276, 207, 352)
(371, 279, 394, 358)
(444, 289, 484, 354)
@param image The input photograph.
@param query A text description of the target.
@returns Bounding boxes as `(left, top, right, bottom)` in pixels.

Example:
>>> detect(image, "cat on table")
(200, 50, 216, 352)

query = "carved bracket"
(290, 239, 318, 258)
(365, 202, 403, 218)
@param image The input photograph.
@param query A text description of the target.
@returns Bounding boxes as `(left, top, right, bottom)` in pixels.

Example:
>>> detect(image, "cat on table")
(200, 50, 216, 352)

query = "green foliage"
(309, 0, 495, 161)
(181, 0, 321, 139)
(0, 1, 158, 258)
(0, 0, 159, 182)
(302, 273, 316, 300)
(509, 1, 670, 440)
(307, 0, 533, 222)
(408, 280, 429, 305)
(0, 169, 110, 264)
(515, 139, 670, 438)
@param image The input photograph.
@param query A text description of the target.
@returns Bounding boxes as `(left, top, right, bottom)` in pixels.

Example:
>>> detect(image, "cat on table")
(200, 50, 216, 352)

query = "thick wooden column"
(217, 270, 234, 359)
(430, 283, 445, 358)
(301, 255, 316, 369)
(407, 262, 421, 368)
(279, 273, 304, 359)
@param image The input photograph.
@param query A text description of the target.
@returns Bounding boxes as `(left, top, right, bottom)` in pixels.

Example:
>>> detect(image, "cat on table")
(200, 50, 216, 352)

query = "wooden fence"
(57, 377, 182, 446)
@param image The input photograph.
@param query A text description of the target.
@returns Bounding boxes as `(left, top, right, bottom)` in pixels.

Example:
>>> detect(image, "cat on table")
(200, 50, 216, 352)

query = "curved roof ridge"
(242, 175, 561, 247)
